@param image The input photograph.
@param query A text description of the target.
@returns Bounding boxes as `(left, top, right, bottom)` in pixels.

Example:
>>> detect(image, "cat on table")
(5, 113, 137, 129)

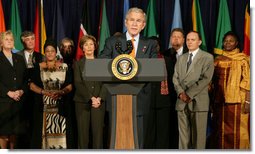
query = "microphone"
(115, 40, 133, 54)
(115, 41, 122, 54)
(125, 40, 133, 54)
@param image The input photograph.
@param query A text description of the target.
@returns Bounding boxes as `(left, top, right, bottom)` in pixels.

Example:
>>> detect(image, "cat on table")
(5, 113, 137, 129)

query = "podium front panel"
(83, 59, 166, 82)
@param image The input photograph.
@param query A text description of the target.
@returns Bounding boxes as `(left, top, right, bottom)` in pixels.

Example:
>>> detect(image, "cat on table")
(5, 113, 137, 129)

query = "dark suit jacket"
(0, 52, 28, 135)
(16, 50, 43, 83)
(163, 46, 189, 65)
(73, 57, 106, 104)
(0, 52, 28, 103)
(98, 33, 157, 115)
(173, 49, 214, 112)
(16, 50, 43, 68)
(99, 33, 158, 59)
(16, 50, 43, 118)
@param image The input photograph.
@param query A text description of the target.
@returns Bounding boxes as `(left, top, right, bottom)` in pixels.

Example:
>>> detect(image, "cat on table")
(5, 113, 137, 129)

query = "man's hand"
(179, 92, 192, 103)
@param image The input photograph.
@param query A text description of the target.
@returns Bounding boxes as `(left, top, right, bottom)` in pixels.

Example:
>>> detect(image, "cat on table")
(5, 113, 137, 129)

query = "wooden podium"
(83, 59, 165, 149)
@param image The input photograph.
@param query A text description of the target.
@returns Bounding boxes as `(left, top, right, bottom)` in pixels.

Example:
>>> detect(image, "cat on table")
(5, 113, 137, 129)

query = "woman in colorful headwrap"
(209, 31, 250, 149)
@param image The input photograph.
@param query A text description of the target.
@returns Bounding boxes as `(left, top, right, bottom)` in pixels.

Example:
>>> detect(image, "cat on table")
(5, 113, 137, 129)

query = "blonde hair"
(0, 30, 14, 41)
(0, 30, 14, 51)
(125, 7, 146, 22)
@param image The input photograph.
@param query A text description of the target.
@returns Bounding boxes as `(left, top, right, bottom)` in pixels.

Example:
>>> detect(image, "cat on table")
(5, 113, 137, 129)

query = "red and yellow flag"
(34, 0, 47, 54)
(243, 3, 250, 56)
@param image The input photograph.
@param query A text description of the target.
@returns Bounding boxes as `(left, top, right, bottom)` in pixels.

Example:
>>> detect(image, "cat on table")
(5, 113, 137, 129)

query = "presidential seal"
(111, 54, 138, 80)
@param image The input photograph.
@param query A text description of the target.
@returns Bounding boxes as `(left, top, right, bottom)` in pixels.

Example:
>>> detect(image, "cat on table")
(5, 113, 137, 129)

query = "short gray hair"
(125, 7, 146, 22)
(20, 31, 35, 43)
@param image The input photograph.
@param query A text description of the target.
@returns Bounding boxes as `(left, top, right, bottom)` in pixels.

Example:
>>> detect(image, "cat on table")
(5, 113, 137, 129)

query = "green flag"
(192, 0, 207, 51)
(10, 0, 23, 51)
(144, 0, 158, 37)
(214, 0, 231, 55)
(98, 0, 110, 54)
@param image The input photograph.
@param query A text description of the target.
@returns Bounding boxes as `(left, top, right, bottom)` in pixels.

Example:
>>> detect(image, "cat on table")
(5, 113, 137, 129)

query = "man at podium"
(99, 7, 157, 148)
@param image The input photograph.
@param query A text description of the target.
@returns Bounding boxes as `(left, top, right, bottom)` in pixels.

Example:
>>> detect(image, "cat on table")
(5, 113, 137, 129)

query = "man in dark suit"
(163, 28, 188, 148)
(164, 28, 188, 64)
(99, 7, 157, 148)
(17, 31, 43, 70)
(16, 31, 43, 148)
(173, 31, 214, 149)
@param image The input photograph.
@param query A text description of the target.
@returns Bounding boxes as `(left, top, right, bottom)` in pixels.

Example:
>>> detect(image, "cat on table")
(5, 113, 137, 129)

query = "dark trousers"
(75, 102, 105, 149)
(144, 107, 178, 149)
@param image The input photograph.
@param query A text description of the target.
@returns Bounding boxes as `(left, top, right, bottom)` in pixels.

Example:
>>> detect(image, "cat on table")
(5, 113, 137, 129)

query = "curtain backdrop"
(1, 0, 249, 53)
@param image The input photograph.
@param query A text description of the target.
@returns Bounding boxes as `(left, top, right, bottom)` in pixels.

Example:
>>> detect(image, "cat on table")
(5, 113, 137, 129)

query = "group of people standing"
(0, 7, 250, 149)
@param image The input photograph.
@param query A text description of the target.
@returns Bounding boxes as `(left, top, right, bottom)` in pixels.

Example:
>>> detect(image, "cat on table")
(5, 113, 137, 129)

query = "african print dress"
(41, 63, 68, 149)
(209, 49, 250, 149)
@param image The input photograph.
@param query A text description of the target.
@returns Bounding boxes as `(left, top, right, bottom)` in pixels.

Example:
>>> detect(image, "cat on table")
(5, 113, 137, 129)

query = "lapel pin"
(142, 46, 147, 53)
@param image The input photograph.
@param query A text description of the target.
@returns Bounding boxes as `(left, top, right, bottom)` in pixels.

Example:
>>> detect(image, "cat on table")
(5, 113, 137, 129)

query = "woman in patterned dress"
(209, 31, 250, 149)
(30, 39, 72, 149)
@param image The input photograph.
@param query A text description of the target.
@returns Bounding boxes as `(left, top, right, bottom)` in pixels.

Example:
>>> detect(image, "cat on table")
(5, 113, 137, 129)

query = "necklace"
(45, 61, 57, 72)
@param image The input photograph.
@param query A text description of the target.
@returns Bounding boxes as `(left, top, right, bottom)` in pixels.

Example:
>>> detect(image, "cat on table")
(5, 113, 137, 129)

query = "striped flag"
(0, 0, 6, 32)
(243, 3, 250, 56)
(40, 0, 47, 54)
(34, 0, 47, 54)
(75, 0, 90, 60)
(75, 23, 87, 60)
(192, 0, 207, 51)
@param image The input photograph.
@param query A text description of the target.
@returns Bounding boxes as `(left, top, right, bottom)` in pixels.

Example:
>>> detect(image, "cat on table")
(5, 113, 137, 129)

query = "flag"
(10, 0, 23, 51)
(144, 0, 158, 37)
(40, 0, 47, 54)
(171, 0, 182, 31)
(122, 0, 129, 32)
(243, 3, 250, 56)
(75, 23, 87, 60)
(169, 0, 183, 47)
(0, 0, 6, 32)
(214, 0, 231, 55)
(98, 0, 110, 55)
(75, 0, 90, 60)
(51, 1, 66, 59)
(192, 0, 207, 51)
(34, 0, 40, 52)
(81, 0, 92, 35)
(34, 0, 47, 54)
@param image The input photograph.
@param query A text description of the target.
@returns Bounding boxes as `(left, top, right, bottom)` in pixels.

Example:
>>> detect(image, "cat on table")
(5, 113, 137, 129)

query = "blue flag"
(123, 0, 129, 33)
